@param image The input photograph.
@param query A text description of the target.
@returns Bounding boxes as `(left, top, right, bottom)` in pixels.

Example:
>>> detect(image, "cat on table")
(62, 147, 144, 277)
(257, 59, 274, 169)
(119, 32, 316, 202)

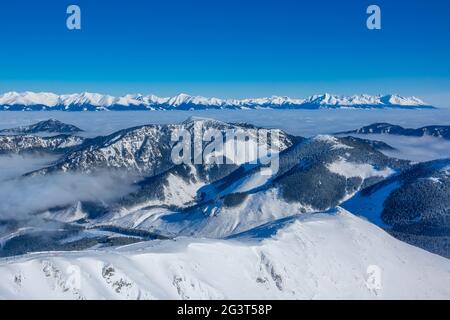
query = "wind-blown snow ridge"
(0, 92, 434, 111)
(1, 208, 449, 299)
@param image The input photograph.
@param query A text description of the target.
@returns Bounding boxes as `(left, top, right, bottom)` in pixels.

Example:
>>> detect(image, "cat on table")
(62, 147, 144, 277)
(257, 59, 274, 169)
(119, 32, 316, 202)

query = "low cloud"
(0, 154, 59, 181)
(0, 171, 137, 219)
(350, 134, 450, 162)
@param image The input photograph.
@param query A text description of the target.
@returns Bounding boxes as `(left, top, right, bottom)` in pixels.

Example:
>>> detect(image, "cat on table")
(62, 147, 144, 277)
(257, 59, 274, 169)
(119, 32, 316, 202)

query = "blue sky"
(0, 0, 449, 106)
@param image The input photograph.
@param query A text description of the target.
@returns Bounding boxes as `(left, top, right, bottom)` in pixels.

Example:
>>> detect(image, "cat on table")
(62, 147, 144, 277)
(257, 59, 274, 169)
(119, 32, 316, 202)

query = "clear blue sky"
(0, 0, 449, 106)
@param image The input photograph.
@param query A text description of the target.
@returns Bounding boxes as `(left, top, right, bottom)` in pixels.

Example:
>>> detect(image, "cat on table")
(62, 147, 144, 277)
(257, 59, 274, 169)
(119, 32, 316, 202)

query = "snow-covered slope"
(0, 92, 434, 111)
(0, 208, 448, 300)
(0, 134, 85, 154)
(344, 159, 450, 227)
(343, 158, 450, 258)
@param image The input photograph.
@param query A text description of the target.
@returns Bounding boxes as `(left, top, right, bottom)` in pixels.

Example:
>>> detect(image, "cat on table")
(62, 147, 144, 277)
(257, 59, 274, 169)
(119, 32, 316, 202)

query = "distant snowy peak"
(0, 119, 83, 135)
(0, 91, 60, 107)
(0, 92, 434, 111)
(303, 93, 427, 107)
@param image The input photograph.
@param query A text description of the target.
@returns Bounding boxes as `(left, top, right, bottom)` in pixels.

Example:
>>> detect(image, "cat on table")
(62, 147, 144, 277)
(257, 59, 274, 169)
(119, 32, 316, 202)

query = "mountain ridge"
(338, 122, 450, 140)
(0, 119, 83, 135)
(0, 92, 434, 111)
(1, 208, 449, 299)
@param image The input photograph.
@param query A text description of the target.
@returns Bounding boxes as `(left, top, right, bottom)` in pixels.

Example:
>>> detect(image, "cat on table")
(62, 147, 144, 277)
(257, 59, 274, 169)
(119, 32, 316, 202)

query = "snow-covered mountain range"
(0, 92, 434, 111)
(0, 118, 449, 299)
